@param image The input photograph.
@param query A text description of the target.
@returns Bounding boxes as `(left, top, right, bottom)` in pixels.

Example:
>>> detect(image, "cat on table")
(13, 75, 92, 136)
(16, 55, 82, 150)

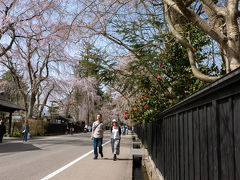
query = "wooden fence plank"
(176, 114, 180, 180)
(207, 104, 214, 180)
(211, 100, 219, 180)
(164, 119, 167, 177)
(188, 110, 194, 180)
(173, 115, 176, 180)
(184, 112, 189, 180)
(233, 95, 240, 180)
(193, 108, 200, 180)
(165, 119, 169, 179)
(179, 113, 184, 180)
(218, 99, 235, 180)
(199, 106, 209, 180)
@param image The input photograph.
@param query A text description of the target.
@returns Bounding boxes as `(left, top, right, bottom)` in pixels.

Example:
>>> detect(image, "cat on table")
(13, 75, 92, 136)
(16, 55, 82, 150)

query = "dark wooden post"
(8, 112, 12, 137)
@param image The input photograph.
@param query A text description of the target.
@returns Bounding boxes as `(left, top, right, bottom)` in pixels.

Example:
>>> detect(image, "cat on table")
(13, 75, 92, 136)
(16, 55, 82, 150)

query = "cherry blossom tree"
(51, 74, 101, 124)
(71, 0, 237, 82)
(35, 79, 55, 117)
(0, 0, 60, 58)
(100, 90, 135, 125)
(0, 0, 71, 118)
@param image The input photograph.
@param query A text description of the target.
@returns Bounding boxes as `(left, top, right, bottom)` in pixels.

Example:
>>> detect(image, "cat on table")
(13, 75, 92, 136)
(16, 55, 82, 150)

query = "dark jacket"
(0, 123, 6, 136)
(22, 123, 30, 133)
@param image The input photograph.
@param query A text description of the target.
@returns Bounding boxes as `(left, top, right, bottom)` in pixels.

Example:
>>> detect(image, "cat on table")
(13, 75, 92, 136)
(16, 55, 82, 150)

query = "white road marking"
(40, 140, 110, 180)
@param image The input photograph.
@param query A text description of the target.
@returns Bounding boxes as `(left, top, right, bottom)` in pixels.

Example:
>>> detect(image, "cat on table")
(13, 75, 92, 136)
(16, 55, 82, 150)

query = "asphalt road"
(0, 132, 111, 180)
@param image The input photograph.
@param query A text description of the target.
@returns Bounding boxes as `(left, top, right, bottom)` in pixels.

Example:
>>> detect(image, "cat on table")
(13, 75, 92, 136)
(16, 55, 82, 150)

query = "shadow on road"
(0, 143, 41, 153)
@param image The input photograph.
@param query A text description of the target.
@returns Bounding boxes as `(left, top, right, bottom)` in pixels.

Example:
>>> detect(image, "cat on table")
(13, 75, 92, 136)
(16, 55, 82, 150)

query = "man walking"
(0, 119, 6, 143)
(91, 113, 104, 160)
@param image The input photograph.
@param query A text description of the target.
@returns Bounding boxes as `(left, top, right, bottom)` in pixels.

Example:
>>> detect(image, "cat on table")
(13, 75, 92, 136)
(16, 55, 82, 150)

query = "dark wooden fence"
(135, 68, 240, 180)
(45, 123, 83, 135)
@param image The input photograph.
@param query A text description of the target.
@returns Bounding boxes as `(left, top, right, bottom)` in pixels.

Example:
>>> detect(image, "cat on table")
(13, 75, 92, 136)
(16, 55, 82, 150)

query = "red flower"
(133, 108, 137, 111)
(130, 115, 132, 119)
(148, 91, 151, 94)
(124, 115, 127, 119)
(147, 98, 149, 101)
(124, 111, 127, 114)
(157, 75, 161, 80)
(136, 94, 138, 97)
(192, 47, 195, 51)
(160, 62, 163, 66)
(144, 105, 147, 109)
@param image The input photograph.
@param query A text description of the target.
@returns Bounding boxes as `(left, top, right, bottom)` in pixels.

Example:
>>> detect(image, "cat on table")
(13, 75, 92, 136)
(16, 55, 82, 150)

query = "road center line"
(40, 140, 110, 180)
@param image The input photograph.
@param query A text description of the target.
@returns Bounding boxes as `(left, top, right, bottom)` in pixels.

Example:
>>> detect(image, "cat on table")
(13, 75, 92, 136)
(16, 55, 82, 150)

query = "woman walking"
(110, 119, 121, 161)
(22, 120, 30, 142)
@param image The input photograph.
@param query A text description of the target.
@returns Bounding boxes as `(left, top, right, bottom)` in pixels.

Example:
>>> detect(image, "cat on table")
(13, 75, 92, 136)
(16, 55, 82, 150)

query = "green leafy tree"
(78, 43, 120, 89)
(111, 16, 212, 122)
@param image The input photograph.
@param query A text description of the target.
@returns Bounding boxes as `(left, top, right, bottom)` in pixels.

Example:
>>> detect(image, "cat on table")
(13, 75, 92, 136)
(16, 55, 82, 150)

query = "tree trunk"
(162, 0, 240, 80)
(27, 92, 37, 118)
(38, 87, 54, 117)
(164, 4, 220, 82)
(226, 0, 240, 70)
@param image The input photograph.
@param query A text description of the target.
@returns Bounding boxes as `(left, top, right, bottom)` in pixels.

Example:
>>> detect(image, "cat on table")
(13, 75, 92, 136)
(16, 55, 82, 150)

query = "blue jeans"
(93, 137, 103, 158)
(22, 132, 28, 142)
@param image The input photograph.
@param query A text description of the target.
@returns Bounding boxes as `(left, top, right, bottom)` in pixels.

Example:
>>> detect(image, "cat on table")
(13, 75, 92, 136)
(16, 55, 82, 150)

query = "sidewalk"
(51, 134, 133, 180)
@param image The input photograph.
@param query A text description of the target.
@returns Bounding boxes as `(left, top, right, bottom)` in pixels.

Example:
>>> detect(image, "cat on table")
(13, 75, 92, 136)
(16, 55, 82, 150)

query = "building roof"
(0, 98, 24, 112)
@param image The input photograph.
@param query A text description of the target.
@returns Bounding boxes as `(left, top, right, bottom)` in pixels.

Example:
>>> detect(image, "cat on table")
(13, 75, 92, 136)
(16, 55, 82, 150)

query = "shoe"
(93, 157, 98, 160)
(113, 154, 116, 161)
(101, 153, 103, 158)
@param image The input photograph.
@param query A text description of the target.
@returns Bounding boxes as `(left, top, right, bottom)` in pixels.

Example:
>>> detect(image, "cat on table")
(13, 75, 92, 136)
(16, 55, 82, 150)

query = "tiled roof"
(0, 99, 24, 112)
